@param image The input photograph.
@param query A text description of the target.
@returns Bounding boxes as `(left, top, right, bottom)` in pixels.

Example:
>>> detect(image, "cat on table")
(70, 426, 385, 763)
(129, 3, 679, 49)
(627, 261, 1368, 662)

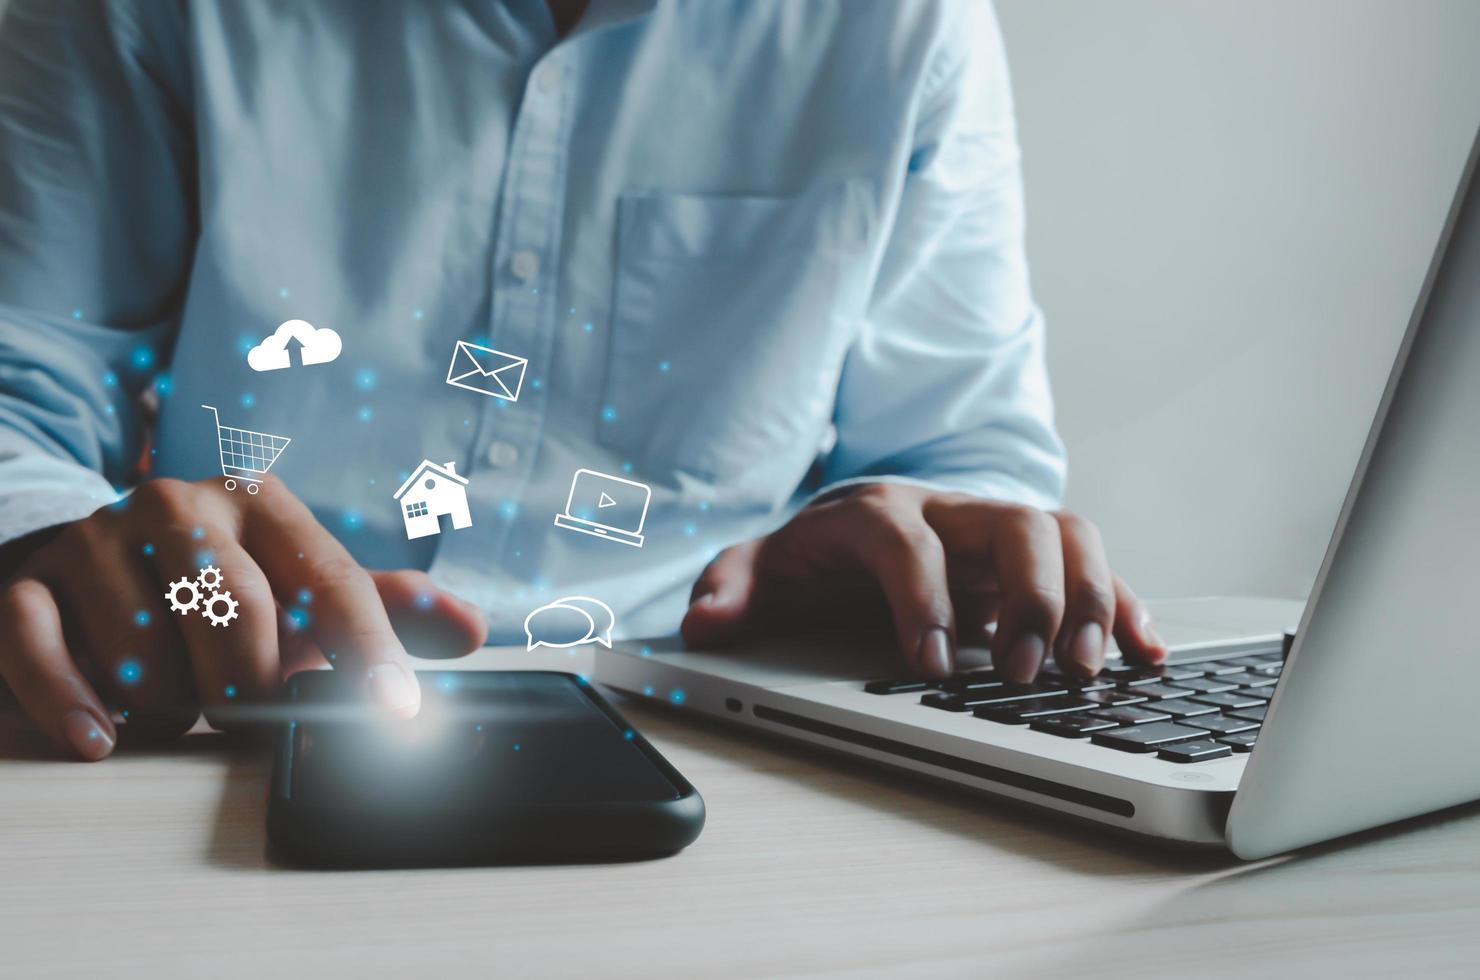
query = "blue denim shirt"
(0, 0, 1064, 641)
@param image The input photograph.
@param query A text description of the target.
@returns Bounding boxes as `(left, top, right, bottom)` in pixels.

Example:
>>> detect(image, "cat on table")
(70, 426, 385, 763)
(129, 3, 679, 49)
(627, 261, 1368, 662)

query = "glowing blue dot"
(669, 689, 686, 705)
(191, 526, 207, 541)
(569, 307, 576, 315)
(296, 588, 312, 605)
(357, 405, 374, 422)
(72, 309, 83, 320)
(438, 675, 457, 691)
(279, 287, 290, 298)
(142, 543, 154, 556)
(121, 709, 130, 719)
(154, 373, 172, 395)
(285, 608, 309, 631)
(623, 729, 635, 740)
(643, 685, 655, 696)
(118, 660, 143, 685)
(415, 592, 434, 610)
(640, 645, 652, 658)
(134, 610, 150, 627)
(659, 360, 671, 373)
(513, 743, 521, 752)
(499, 499, 520, 520)
(341, 511, 363, 532)
(236, 335, 257, 356)
(87, 728, 100, 740)
(102, 371, 118, 388)
(104, 405, 116, 416)
(583, 322, 594, 333)
(698, 500, 711, 512)
(413, 309, 424, 320)
(195, 549, 214, 568)
(240, 392, 256, 408)
(531, 377, 543, 390)
(475, 724, 484, 732)
(355, 368, 378, 391)
(130, 345, 154, 369)
(682, 522, 698, 537)
(621, 461, 634, 473)
(224, 685, 237, 699)
(327, 652, 336, 661)
(576, 673, 590, 685)
(601, 405, 617, 422)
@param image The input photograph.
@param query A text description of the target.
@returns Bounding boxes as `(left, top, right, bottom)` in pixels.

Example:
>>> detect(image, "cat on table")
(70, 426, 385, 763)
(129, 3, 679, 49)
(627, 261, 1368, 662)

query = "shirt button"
(485, 441, 519, 467)
(510, 250, 540, 282)
(536, 63, 561, 94)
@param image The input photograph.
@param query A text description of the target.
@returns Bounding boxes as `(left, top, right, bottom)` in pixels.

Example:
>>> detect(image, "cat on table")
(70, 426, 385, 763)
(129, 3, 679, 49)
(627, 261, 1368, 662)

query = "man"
(0, 0, 1165, 762)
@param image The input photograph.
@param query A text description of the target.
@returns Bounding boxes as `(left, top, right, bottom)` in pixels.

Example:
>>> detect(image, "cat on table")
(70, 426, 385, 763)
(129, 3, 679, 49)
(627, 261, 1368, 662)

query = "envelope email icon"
(445, 341, 528, 403)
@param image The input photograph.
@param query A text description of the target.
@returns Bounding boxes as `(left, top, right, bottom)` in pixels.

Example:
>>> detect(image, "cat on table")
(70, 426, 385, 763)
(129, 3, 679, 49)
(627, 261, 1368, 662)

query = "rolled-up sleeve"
(0, 0, 193, 544)
(822, 1, 1066, 511)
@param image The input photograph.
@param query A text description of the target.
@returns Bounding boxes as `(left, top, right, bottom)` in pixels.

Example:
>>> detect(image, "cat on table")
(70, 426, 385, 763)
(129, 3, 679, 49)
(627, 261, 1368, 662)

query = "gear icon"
(167, 577, 202, 614)
(196, 565, 224, 592)
(202, 590, 239, 627)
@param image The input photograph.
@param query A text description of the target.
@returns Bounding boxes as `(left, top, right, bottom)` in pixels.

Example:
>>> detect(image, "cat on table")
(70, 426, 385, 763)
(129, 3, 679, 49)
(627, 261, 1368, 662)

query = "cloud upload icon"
(247, 319, 343, 372)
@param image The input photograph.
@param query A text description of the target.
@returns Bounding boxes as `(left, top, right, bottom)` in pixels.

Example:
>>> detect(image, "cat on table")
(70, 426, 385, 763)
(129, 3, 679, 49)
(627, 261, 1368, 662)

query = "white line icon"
(523, 596, 615, 651)
(394, 459, 472, 539)
(166, 565, 239, 628)
(247, 319, 342, 371)
(553, 468, 650, 548)
(203, 405, 291, 494)
(446, 340, 528, 402)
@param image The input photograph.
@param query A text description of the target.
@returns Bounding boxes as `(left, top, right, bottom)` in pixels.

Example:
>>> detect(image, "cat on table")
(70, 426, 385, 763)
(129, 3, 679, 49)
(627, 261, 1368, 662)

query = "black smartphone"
(267, 670, 705, 867)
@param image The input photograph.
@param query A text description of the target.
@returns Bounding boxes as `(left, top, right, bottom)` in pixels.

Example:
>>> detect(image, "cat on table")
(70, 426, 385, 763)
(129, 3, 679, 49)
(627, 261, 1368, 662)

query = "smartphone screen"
(285, 671, 683, 810)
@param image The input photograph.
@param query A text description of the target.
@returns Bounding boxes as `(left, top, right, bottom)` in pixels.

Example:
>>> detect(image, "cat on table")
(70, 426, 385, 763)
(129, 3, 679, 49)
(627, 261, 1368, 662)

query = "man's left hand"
(681, 484, 1166, 682)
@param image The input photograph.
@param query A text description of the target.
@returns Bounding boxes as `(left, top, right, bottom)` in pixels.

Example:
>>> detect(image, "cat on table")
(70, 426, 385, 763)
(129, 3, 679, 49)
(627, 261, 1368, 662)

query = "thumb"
(370, 569, 488, 660)
(681, 540, 762, 648)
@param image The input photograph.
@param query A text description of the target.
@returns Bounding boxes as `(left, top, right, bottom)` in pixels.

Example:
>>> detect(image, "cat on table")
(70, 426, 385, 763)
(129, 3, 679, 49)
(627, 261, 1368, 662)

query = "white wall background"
(995, 0, 1480, 601)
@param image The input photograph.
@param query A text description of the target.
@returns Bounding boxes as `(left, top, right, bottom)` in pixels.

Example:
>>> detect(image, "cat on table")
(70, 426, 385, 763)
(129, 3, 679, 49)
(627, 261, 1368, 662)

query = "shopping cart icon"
(202, 404, 292, 494)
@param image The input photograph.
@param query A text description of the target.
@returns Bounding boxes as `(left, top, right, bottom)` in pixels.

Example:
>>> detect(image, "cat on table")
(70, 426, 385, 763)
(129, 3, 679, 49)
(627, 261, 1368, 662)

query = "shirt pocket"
(599, 180, 871, 490)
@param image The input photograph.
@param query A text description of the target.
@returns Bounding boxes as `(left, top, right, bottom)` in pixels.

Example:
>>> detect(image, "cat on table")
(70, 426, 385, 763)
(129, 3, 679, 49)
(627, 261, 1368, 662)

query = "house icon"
(394, 460, 472, 540)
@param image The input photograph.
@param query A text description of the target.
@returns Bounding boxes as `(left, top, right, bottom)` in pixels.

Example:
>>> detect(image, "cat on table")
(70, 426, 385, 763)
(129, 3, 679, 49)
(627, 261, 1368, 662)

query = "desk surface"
(3, 647, 1479, 979)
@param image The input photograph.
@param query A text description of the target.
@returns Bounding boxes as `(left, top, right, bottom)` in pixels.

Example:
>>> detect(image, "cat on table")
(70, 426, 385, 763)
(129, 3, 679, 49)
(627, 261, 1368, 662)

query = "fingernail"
(61, 709, 115, 762)
(368, 663, 421, 719)
(691, 592, 716, 607)
(1001, 633, 1045, 684)
(1068, 622, 1105, 678)
(917, 627, 953, 680)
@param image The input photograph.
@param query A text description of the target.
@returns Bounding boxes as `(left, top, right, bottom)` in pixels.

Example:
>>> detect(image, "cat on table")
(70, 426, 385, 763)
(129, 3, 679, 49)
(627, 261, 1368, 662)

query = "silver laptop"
(597, 125, 1480, 859)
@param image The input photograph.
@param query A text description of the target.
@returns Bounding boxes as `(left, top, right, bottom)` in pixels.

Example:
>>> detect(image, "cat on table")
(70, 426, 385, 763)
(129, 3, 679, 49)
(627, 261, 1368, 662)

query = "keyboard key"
(965, 683, 1068, 706)
(1031, 714, 1119, 738)
(1166, 678, 1238, 696)
(939, 672, 1005, 693)
(1158, 739, 1233, 763)
(1201, 662, 1247, 676)
(1228, 705, 1267, 723)
(1063, 678, 1118, 693)
(974, 697, 1095, 724)
(1078, 689, 1148, 707)
(1152, 698, 1219, 719)
(1089, 705, 1171, 726)
(864, 679, 929, 695)
(1119, 682, 1192, 701)
(1150, 665, 1208, 682)
(1251, 662, 1283, 677)
(1218, 732, 1259, 752)
(1219, 671, 1279, 689)
(1120, 671, 1178, 687)
(1226, 655, 1278, 669)
(1236, 687, 1272, 701)
(922, 684, 1066, 712)
(1184, 714, 1260, 736)
(1091, 722, 1206, 752)
(1189, 691, 1266, 710)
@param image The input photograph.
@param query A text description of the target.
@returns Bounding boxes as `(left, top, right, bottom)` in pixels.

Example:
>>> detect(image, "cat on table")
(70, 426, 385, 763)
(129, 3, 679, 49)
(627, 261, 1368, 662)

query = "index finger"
(237, 480, 420, 718)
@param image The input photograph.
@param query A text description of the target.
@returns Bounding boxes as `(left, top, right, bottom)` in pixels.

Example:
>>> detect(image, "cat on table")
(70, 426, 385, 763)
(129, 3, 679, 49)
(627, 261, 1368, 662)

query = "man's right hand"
(0, 475, 487, 761)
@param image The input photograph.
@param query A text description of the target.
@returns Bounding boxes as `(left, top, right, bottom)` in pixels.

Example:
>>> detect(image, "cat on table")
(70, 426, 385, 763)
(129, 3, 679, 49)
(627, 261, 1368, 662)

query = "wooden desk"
(3, 648, 1478, 979)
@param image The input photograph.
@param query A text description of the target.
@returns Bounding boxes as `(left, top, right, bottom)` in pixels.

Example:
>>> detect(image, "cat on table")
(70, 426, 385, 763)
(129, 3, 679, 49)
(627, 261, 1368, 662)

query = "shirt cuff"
(0, 451, 119, 547)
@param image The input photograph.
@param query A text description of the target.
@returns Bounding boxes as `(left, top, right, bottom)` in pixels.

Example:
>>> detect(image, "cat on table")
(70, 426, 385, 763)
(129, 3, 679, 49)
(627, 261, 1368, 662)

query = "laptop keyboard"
(863, 651, 1283, 763)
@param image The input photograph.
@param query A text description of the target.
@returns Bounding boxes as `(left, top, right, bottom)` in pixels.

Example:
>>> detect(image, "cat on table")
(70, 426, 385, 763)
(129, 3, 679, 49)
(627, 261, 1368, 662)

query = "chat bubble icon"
(524, 595, 615, 651)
